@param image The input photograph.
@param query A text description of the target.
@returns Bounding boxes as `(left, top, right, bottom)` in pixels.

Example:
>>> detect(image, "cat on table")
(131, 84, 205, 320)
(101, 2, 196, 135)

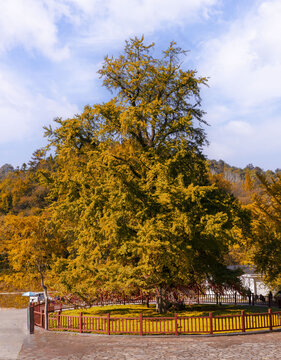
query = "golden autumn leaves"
(0, 37, 278, 310)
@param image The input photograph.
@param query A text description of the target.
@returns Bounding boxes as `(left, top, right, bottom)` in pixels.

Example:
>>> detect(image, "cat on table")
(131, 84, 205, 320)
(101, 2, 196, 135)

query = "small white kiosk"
(22, 291, 44, 304)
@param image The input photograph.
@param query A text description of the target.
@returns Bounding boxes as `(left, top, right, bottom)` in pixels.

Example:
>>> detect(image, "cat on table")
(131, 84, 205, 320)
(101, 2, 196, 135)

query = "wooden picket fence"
(33, 302, 57, 329)
(46, 309, 281, 335)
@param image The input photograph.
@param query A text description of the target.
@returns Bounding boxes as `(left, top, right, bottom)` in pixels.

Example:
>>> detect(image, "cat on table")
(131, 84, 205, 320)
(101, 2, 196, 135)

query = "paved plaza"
(2, 309, 281, 359)
(18, 330, 281, 360)
(0, 308, 26, 360)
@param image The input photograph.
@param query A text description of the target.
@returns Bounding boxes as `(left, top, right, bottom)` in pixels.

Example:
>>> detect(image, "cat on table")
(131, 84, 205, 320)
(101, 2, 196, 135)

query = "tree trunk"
(146, 296, 150, 308)
(43, 285, 48, 330)
(38, 264, 48, 330)
(156, 288, 171, 313)
(156, 289, 165, 313)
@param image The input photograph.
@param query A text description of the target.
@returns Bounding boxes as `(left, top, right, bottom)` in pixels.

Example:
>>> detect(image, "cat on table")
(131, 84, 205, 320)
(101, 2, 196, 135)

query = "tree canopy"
(0, 38, 251, 312)
(247, 173, 281, 289)
(40, 37, 247, 311)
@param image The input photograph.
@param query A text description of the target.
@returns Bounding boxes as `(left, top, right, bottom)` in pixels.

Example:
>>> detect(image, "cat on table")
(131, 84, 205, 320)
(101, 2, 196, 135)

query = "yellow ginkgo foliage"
(40, 37, 249, 312)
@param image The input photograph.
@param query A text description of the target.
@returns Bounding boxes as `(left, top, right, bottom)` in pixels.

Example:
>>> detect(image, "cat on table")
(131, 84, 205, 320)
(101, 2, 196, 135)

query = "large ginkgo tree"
(44, 37, 248, 312)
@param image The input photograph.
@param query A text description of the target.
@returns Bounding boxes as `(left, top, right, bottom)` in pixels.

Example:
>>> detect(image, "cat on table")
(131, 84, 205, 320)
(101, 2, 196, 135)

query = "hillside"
(208, 159, 278, 204)
(0, 159, 274, 210)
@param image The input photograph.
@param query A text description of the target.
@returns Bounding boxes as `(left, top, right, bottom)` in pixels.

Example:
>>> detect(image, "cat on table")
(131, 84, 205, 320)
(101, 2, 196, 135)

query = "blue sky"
(0, 0, 280, 170)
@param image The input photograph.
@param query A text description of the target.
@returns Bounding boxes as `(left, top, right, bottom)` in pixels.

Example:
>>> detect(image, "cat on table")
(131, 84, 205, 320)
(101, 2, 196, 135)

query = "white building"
(229, 265, 270, 296)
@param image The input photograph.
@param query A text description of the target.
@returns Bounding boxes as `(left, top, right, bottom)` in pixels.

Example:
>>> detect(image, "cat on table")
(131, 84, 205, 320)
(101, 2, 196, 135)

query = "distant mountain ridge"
(208, 159, 281, 204)
(0, 164, 14, 180)
(0, 159, 277, 207)
(208, 159, 276, 182)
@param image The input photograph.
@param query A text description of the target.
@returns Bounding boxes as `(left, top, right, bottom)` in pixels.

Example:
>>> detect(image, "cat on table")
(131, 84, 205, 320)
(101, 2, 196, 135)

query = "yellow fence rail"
(45, 309, 281, 335)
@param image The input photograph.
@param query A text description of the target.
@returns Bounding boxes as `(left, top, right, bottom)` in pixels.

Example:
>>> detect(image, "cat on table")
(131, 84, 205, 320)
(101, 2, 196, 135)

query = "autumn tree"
(0, 212, 65, 327)
(43, 37, 248, 312)
(0, 153, 53, 216)
(248, 172, 281, 290)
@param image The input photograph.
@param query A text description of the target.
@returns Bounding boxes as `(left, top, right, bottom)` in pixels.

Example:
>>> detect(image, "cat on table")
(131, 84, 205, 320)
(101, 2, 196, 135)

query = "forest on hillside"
(208, 159, 280, 204)
(0, 38, 281, 313)
(0, 158, 275, 215)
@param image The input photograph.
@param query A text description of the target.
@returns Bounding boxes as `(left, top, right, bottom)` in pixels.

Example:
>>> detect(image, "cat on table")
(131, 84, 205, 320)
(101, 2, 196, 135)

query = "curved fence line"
(44, 309, 281, 335)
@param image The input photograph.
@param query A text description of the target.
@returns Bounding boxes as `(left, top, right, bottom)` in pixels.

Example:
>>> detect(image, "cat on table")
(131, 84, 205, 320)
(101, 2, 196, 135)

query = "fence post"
(57, 311, 60, 329)
(209, 312, 213, 335)
(80, 312, 83, 333)
(41, 309, 44, 328)
(140, 313, 143, 336)
(27, 305, 34, 334)
(175, 313, 178, 336)
(241, 310, 245, 332)
(268, 308, 272, 331)
(107, 313, 110, 335)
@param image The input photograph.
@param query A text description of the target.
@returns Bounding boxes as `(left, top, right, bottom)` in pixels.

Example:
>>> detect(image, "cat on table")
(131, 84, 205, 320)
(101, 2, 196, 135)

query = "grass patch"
(61, 303, 279, 318)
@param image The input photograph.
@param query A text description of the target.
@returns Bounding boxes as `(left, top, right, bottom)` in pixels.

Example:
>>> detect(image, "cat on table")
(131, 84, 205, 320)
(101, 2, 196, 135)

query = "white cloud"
(0, 65, 78, 144)
(79, 0, 219, 44)
(0, 0, 220, 60)
(64, 0, 99, 14)
(199, 0, 281, 168)
(0, 0, 71, 61)
(203, 104, 232, 126)
(225, 121, 253, 136)
(0, 0, 221, 147)
(206, 114, 281, 168)
(200, 0, 281, 109)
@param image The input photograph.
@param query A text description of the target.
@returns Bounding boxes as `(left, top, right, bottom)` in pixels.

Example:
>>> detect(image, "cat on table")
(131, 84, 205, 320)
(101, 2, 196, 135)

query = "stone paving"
(18, 329, 281, 360)
(0, 308, 26, 360)
(1, 308, 281, 359)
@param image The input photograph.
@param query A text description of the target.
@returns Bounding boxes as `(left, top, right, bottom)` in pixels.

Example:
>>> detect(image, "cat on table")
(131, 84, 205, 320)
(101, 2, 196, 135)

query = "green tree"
(44, 37, 247, 312)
